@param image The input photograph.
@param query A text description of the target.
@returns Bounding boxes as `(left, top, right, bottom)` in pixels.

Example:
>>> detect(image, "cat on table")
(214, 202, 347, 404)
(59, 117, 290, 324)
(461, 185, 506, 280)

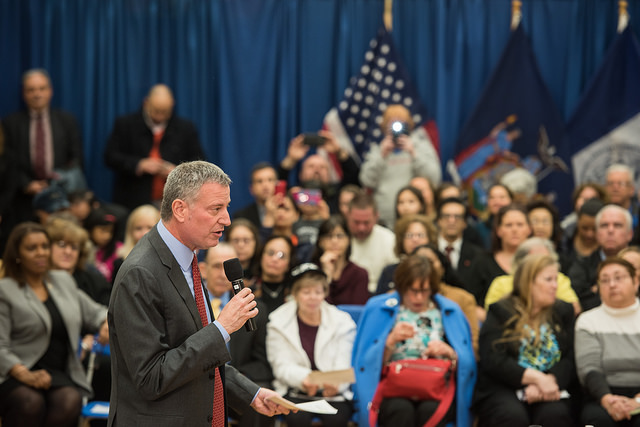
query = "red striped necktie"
(192, 256, 225, 427)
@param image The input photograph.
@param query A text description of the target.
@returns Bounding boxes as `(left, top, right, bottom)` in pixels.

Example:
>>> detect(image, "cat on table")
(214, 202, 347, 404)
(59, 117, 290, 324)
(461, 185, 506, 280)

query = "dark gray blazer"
(0, 270, 107, 394)
(107, 226, 259, 427)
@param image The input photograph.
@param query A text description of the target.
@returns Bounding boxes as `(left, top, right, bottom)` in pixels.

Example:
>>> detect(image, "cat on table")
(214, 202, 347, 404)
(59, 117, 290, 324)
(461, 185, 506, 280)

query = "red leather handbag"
(369, 358, 456, 427)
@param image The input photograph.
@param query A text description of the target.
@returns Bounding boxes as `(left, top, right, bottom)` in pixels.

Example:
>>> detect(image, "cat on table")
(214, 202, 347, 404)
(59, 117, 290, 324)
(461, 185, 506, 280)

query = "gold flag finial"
(618, 0, 629, 33)
(384, 0, 393, 32)
(511, 0, 522, 30)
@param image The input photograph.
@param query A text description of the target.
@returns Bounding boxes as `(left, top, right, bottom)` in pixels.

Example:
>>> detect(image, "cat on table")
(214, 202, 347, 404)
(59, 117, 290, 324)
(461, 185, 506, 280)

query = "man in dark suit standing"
(436, 197, 483, 287)
(107, 160, 289, 426)
(1, 69, 83, 231)
(104, 84, 205, 211)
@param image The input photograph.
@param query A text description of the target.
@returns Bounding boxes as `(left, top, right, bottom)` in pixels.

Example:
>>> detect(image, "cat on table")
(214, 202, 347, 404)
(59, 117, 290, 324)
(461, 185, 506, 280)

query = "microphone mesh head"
(223, 258, 243, 281)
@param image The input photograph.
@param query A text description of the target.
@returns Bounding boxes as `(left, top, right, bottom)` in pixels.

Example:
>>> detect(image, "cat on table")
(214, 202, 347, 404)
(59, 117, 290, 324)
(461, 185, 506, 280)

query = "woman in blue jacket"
(352, 254, 477, 427)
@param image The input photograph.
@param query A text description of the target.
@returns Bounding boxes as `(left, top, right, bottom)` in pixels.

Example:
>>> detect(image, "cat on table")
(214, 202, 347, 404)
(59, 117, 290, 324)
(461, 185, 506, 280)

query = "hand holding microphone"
(223, 258, 257, 332)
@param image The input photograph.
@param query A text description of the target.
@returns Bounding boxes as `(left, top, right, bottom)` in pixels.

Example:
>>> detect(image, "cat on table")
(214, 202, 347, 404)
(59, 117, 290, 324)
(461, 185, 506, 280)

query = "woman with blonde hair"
(475, 253, 575, 426)
(112, 204, 160, 280)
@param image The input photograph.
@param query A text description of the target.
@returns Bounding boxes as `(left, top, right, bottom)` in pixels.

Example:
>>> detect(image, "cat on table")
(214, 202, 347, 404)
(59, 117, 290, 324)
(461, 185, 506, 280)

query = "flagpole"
(384, 0, 393, 31)
(511, 0, 522, 30)
(618, 0, 629, 33)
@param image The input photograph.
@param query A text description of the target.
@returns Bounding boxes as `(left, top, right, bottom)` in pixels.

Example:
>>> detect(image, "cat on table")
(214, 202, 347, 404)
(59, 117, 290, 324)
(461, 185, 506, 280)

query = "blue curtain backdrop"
(1, 0, 639, 212)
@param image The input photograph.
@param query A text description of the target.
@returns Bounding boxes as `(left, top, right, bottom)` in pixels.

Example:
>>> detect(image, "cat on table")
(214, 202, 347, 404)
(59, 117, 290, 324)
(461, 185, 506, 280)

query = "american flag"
(322, 26, 439, 176)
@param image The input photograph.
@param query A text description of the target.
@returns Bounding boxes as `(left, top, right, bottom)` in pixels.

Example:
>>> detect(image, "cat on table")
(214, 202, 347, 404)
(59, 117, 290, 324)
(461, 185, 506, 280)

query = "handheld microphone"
(223, 258, 257, 332)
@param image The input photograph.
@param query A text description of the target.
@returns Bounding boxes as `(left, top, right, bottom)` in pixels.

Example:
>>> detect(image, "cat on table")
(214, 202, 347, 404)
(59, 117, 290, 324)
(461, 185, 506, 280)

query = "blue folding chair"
(79, 337, 110, 427)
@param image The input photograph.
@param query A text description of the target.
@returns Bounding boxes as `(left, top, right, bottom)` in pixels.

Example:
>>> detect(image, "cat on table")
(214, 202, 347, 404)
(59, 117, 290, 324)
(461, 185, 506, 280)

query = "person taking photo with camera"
(360, 104, 441, 227)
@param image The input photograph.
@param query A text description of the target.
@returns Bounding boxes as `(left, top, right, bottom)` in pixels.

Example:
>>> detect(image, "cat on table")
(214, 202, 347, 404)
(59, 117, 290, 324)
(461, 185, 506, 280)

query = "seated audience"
(605, 164, 638, 232)
(484, 237, 581, 315)
(436, 197, 483, 285)
(0, 222, 108, 427)
(352, 254, 476, 427)
(412, 244, 480, 356)
(560, 181, 607, 231)
(475, 254, 575, 426)
(561, 198, 604, 271)
(376, 214, 438, 295)
(473, 183, 513, 249)
(526, 198, 562, 252)
(225, 218, 261, 280)
(619, 246, 640, 285)
(467, 204, 531, 319)
(347, 193, 398, 293)
(568, 204, 633, 311)
(232, 162, 278, 228)
(112, 204, 160, 281)
(311, 215, 369, 305)
(409, 176, 437, 221)
(32, 185, 71, 225)
(575, 257, 640, 426)
(337, 184, 363, 219)
(46, 216, 113, 402)
(394, 185, 427, 223)
(84, 207, 122, 283)
(251, 235, 296, 316)
(290, 185, 331, 260)
(266, 263, 356, 427)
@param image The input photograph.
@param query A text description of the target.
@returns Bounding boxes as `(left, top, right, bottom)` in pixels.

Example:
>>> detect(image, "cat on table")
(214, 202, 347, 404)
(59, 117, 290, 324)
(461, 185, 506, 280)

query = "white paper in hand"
(294, 400, 338, 414)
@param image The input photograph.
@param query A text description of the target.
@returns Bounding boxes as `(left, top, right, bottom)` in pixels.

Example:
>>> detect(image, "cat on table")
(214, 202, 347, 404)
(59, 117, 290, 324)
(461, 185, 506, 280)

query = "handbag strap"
(423, 368, 455, 427)
(369, 361, 456, 427)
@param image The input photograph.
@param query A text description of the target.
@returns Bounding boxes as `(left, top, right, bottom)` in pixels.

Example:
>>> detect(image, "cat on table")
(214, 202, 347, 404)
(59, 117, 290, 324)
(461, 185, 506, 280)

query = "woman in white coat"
(266, 263, 356, 426)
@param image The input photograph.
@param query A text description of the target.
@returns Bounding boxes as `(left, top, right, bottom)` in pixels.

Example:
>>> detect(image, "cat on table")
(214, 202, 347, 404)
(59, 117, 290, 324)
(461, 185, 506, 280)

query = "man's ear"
(172, 199, 188, 223)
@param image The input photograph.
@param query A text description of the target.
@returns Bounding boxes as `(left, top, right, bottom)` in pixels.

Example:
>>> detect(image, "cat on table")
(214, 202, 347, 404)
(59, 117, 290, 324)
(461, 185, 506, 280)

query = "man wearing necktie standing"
(104, 84, 205, 211)
(107, 160, 290, 426)
(1, 69, 84, 251)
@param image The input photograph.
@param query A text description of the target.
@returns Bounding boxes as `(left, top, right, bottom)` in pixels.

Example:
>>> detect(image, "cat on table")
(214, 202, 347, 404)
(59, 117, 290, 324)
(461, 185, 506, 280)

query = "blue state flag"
(568, 26, 640, 187)
(452, 24, 569, 216)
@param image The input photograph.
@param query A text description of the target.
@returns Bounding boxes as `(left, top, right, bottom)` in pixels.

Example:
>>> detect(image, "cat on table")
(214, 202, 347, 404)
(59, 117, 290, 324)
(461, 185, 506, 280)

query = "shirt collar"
(157, 220, 195, 273)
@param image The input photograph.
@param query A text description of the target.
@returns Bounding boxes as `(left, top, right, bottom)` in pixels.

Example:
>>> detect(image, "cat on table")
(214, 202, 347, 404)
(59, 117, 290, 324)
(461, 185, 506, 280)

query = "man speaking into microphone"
(107, 160, 290, 426)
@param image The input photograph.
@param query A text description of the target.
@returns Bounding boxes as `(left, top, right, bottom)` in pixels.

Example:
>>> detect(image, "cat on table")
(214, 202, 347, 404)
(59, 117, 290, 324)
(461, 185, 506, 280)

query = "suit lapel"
(22, 283, 52, 337)
(147, 227, 204, 329)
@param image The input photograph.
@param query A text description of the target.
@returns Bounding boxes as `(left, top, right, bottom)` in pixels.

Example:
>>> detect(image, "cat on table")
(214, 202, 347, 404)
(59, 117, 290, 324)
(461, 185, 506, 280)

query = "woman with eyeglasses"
(575, 257, 640, 425)
(45, 216, 114, 402)
(45, 216, 112, 306)
(251, 235, 296, 316)
(0, 222, 108, 427)
(226, 218, 261, 280)
(376, 214, 439, 295)
(353, 254, 476, 427)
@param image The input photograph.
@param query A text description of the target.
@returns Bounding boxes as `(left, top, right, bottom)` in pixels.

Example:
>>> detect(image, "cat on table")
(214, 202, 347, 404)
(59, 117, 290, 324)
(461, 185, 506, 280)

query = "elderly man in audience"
(568, 204, 633, 311)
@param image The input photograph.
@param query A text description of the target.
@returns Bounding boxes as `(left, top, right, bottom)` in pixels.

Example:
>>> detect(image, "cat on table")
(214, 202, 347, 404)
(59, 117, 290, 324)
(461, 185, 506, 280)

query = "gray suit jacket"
(107, 226, 259, 427)
(0, 270, 107, 394)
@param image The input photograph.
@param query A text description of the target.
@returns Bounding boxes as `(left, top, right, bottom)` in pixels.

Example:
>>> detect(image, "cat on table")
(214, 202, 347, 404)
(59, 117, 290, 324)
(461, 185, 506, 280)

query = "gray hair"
(160, 161, 231, 221)
(499, 168, 537, 199)
(606, 163, 634, 181)
(512, 237, 557, 270)
(595, 204, 633, 232)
